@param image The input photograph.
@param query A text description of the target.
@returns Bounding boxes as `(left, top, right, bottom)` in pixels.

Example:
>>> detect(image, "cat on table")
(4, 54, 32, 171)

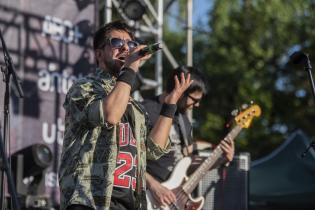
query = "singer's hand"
(124, 45, 152, 72)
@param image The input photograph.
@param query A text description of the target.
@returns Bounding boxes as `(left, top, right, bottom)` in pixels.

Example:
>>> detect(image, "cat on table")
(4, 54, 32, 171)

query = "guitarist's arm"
(146, 173, 176, 206)
(183, 138, 235, 167)
(182, 141, 213, 156)
(194, 139, 234, 162)
(220, 136, 235, 162)
(212, 136, 235, 168)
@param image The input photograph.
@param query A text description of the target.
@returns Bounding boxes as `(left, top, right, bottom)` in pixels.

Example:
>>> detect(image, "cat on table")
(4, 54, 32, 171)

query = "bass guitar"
(147, 104, 261, 210)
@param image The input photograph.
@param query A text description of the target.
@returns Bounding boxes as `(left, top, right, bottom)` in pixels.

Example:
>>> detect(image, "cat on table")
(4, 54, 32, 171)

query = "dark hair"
(93, 20, 135, 50)
(166, 66, 208, 94)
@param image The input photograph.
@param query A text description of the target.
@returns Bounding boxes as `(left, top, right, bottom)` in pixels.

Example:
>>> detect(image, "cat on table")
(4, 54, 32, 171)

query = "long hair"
(166, 66, 208, 95)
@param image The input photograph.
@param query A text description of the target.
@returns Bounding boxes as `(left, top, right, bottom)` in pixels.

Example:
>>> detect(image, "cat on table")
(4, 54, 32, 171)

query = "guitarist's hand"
(164, 72, 193, 104)
(220, 136, 235, 162)
(146, 173, 176, 206)
(148, 72, 193, 149)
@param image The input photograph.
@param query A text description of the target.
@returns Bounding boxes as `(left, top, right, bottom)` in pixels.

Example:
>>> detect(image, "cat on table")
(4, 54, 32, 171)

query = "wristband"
(117, 67, 136, 88)
(160, 103, 177, 118)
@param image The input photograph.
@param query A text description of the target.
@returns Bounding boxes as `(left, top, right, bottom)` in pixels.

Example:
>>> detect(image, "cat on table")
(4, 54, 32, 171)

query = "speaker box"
(196, 152, 250, 210)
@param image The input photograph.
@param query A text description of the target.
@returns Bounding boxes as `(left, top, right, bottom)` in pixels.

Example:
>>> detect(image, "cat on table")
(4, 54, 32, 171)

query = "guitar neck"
(183, 125, 242, 193)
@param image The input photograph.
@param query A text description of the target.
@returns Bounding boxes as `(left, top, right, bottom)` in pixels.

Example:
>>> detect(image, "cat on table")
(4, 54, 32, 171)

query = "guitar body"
(146, 157, 204, 210)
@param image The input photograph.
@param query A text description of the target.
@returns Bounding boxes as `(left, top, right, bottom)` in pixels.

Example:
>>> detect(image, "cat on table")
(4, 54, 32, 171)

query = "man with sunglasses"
(142, 66, 235, 207)
(59, 20, 193, 210)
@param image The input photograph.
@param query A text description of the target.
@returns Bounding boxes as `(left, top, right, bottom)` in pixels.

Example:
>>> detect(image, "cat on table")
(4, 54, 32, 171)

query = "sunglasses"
(101, 37, 139, 50)
(186, 94, 202, 104)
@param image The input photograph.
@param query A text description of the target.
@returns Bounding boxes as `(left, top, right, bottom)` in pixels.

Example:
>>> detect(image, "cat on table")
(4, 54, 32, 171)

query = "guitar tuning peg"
(241, 104, 248, 110)
(231, 109, 239, 116)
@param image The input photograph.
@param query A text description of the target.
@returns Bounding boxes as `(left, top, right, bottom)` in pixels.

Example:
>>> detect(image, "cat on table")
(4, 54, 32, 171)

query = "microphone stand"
(0, 28, 23, 210)
(303, 54, 315, 103)
(301, 140, 315, 158)
(300, 53, 315, 158)
(0, 132, 20, 210)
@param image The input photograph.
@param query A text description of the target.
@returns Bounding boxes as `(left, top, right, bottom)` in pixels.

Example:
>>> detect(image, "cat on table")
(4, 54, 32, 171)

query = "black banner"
(0, 0, 96, 206)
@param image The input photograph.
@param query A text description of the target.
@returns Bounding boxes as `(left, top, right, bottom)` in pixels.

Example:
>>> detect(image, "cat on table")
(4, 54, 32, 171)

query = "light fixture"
(122, 0, 146, 21)
(11, 143, 53, 198)
(11, 143, 53, 178)
(8, 143, 53, 210)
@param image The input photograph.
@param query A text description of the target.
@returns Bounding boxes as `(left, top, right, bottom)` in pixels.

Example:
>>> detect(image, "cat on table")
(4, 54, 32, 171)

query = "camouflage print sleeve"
(146, 137, 171, 160)
(64, 80, 106, 127)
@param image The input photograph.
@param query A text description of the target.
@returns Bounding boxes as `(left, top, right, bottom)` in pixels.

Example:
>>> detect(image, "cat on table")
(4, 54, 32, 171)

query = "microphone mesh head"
(290, 51, 307, 64)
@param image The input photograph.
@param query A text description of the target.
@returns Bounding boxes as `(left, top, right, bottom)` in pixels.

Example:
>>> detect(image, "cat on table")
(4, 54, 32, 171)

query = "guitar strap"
(178, 113, 192, 156)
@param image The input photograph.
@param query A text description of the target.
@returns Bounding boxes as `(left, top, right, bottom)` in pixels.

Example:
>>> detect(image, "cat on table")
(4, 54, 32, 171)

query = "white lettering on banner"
(42, 117, 64, 145)
(38, 68, 83, 94)
(42, 15, 83, 44)
(45, 172, 59, 187)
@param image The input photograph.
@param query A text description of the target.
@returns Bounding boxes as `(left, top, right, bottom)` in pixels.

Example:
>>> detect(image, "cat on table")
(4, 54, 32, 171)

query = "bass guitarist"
(142, 66, 235, 208)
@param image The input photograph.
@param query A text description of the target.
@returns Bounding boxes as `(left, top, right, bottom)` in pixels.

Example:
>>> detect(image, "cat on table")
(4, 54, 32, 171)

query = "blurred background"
(0, 0, 315, 210)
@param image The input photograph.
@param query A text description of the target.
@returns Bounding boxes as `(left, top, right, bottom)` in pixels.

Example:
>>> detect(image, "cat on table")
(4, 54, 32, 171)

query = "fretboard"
(182, 125, 242, 193)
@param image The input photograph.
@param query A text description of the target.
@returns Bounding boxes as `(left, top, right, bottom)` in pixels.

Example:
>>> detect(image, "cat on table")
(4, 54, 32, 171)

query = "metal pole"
(187, 0, 193, 66)
(186, 0, 193, 122)
(155, 0, 163, 95)
(105, 0, 112, 23)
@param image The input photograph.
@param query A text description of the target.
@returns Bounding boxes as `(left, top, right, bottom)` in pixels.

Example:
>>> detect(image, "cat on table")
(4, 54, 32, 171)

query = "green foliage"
(164, 0, 315, 159)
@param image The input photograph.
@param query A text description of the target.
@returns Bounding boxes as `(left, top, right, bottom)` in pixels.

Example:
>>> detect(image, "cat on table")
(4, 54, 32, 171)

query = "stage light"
(122, 0, 146, 21)
(11, 143, 53, 178)
(9, 144, 53, 210)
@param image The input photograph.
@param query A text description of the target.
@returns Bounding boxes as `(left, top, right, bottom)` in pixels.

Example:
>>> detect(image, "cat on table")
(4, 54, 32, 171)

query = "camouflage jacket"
(59, 68, 170, 210)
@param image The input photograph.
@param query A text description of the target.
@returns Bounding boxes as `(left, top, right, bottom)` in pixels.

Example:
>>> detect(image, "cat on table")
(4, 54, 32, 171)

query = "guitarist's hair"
(165, 66, 208, 94)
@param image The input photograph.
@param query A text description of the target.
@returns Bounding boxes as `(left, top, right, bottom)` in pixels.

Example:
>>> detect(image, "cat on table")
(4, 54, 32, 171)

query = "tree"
(164, 0, 315, 159)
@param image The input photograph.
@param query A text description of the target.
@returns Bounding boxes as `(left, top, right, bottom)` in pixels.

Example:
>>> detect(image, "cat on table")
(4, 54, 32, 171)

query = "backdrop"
(0, 0, 96, 206)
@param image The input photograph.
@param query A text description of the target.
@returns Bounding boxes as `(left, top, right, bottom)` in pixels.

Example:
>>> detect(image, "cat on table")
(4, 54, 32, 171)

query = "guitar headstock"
(234, 103, 261, 128)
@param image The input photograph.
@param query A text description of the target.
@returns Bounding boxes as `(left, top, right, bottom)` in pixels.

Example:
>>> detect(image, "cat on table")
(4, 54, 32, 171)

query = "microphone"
(290, 51, 315, 103)
(290, 51, 308, 64)
(290, 51, 312, 69)
(138, 43, 162, 56)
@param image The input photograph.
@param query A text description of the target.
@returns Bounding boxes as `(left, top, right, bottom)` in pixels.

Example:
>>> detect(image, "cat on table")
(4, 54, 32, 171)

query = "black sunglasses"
(186, 93, 202, 104)
(100, 37, 139, 50)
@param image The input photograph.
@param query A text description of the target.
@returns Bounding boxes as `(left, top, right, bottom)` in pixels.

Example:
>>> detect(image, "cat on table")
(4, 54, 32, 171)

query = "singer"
(58, 20, 193, 210)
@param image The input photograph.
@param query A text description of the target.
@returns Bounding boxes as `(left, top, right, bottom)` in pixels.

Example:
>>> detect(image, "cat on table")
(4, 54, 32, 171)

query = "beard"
(104, 58, 124, 77)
